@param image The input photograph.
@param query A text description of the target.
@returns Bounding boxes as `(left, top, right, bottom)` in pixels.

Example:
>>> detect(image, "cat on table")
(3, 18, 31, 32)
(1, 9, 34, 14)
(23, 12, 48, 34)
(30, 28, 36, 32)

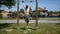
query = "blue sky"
(0, 0, 60, 11)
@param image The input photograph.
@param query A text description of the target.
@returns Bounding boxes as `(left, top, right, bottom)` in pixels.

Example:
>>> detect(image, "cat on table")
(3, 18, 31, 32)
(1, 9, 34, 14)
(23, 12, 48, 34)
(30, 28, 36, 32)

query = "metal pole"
(17, 0, 20, 29)
(36, 0, 38, 30)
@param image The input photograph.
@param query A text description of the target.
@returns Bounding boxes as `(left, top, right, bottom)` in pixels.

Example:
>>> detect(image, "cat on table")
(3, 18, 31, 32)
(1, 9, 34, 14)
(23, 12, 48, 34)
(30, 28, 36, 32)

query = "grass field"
(0, 23, 60, 34)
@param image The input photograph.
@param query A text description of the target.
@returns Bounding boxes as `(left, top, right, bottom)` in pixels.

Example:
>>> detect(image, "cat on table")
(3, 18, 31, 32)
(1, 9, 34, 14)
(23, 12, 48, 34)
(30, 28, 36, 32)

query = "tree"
(20, 9, 24, 14)
(29, 8, 32, 17)
(0, 0, 16, 9)
(0, 10, 4, 13)
(0, 13, 3, 19)
(48, 11, 53, 16)
(38, 11, 40, 17)
(19, 9, 24, 18)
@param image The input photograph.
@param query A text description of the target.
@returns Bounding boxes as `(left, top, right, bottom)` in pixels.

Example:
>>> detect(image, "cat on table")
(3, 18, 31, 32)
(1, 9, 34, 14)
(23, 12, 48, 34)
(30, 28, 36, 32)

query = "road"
(0, 19, 60, 24)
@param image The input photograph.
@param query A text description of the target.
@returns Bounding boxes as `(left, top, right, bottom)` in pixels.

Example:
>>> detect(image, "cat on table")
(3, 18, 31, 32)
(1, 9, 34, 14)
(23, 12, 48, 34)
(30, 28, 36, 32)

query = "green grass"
(0, 23, 60, 34)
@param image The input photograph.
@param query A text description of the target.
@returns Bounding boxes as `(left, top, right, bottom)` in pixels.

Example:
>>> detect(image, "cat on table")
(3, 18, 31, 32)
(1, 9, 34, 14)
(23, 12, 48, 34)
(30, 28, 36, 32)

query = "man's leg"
(26, 15, 29, 29)
(26, 21, 29, 28)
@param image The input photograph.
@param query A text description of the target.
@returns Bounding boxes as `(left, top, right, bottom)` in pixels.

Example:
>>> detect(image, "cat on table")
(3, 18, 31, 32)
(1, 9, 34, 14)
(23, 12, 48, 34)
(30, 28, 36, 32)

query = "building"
(38, 7, 48, 16)
(1, 11, 9, 18)
(33, 7, 48, 17)
(49, 13, 59, 17)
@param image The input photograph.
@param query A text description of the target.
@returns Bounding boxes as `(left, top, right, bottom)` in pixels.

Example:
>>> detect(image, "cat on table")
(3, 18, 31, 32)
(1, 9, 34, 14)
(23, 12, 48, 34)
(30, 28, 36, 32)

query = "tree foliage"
(20, 9, 24, 14)
(0, 0, 16, 9)
(0, 10, 4, 13)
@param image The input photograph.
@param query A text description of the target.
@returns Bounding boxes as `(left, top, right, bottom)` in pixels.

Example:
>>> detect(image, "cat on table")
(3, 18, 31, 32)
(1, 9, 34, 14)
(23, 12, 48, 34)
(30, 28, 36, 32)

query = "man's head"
(26, 5, 28, 10)
(26, 5, 28, 8)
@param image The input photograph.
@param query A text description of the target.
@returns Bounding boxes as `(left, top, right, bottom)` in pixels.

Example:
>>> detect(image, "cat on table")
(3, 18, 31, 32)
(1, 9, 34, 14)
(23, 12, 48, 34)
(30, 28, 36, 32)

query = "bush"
(0, 13, 3, 19)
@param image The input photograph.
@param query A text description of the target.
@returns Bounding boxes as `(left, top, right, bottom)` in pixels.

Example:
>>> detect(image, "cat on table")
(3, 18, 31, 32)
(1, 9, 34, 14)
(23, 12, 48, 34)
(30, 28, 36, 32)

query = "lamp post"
(17, 0, 20, 29)
(36, 0, 38, 30)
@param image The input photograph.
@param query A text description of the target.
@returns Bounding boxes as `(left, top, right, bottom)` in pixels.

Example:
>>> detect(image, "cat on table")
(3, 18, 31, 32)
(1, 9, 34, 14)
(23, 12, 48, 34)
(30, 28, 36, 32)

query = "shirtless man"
(22, 1, 32, 29)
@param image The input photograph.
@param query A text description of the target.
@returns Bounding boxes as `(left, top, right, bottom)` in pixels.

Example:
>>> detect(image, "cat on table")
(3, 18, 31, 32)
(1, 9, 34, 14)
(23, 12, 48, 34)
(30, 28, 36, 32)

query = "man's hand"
(30, 1, 32, 3)
(22, 1, 24, 3)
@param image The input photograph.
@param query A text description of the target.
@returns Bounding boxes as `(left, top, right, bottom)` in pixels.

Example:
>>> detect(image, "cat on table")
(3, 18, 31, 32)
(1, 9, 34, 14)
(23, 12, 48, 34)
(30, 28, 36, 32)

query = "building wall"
(1, 11, 9, 18)
(40, 12, 48, 16)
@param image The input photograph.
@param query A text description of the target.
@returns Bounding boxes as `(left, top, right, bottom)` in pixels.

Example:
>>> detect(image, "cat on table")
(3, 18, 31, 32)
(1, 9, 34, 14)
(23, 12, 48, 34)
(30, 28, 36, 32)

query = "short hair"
(26, 5, 28, 8)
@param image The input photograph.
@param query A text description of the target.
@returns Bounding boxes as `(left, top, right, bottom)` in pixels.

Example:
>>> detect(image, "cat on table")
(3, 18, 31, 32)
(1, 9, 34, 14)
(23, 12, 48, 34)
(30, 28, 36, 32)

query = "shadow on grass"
(56, 23, 60, 25)
(20, 27, 26, 30)
(0, 23, 12, 29)
(20, 27, 36, 31)
(0, 23, 38, 31)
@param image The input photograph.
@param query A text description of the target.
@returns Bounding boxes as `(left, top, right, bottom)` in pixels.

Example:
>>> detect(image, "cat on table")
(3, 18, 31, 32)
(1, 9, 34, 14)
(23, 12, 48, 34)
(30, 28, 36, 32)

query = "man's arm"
(23, 3, 25, 8)
(22, 1, 25, 8)
(29, 1, 32, 8)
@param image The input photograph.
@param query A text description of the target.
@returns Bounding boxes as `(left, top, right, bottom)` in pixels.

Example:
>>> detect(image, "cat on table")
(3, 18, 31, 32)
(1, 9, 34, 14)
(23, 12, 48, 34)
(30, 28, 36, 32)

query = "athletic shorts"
(25, 15, 30, 22)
